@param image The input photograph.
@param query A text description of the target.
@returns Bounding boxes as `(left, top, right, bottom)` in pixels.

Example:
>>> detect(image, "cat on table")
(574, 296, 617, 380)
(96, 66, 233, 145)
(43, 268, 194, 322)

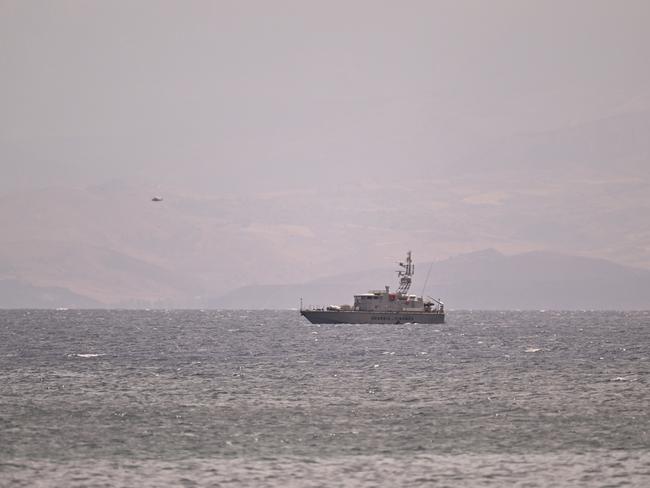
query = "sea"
(1, 309, 649, 487)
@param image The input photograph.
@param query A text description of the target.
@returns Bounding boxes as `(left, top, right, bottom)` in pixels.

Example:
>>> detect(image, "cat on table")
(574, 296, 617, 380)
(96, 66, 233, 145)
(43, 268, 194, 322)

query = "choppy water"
(1, 310, 649, 487)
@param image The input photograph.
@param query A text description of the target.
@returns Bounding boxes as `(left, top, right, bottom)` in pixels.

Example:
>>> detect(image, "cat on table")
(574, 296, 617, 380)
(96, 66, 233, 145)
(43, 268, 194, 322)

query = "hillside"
(1, 108, 649, 307)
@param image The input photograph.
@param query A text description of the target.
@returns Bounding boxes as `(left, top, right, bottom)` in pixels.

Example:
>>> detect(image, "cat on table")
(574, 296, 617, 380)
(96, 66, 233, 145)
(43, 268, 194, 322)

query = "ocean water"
(1, 309, 649, 487)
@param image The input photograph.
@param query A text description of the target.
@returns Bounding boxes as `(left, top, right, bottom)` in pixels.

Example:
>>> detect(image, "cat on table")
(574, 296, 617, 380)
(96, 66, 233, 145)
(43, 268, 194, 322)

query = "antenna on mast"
(396, 251, 414, 294)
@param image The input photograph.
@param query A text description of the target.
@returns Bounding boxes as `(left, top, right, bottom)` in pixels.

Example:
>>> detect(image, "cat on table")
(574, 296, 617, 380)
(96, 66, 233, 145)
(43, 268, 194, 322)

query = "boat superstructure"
(300, 251, 444, 324)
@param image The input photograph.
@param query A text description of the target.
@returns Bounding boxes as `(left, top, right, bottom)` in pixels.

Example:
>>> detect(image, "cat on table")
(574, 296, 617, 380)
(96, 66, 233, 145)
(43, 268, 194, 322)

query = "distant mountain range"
(0, 279, 102, 309)
(1, 108, 649, 308)
(209, 249, 650, 310)
(2, 246, 650, 309)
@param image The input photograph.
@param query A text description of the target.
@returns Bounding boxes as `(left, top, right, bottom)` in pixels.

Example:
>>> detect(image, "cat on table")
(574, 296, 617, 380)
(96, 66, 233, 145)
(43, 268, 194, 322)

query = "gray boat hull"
(300, 310, 445, 324)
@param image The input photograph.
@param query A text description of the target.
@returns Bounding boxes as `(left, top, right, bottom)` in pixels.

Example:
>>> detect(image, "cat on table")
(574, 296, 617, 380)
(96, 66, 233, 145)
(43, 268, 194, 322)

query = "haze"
(1, 1, 649, 307)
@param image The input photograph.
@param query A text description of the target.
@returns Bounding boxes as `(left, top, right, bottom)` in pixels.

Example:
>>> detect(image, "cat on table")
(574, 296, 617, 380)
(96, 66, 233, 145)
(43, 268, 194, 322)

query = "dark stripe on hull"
(300, 310, 445, 324)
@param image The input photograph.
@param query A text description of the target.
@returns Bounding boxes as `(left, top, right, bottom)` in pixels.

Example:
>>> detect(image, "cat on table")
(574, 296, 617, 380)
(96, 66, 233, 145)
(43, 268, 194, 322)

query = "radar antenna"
(396, 251, 414, 294)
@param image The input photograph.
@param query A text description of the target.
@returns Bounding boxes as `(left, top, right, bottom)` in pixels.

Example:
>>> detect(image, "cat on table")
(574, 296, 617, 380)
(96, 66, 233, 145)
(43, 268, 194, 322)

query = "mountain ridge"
(2, 248, 649, 310)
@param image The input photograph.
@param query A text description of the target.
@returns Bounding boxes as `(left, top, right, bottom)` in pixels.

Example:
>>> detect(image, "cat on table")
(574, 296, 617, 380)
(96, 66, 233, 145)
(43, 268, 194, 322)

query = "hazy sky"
(1, 1, 650, 304)
(3, 0, 650, 192)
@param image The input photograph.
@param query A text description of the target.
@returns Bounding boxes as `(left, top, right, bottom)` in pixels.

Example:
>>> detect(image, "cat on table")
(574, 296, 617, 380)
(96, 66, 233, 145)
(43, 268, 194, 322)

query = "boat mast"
(396, 251, 414, 294)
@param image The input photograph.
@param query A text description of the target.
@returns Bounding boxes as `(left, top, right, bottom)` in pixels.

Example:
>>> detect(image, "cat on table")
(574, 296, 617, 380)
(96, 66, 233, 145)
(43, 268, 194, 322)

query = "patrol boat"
(300, 251, 444, 324)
